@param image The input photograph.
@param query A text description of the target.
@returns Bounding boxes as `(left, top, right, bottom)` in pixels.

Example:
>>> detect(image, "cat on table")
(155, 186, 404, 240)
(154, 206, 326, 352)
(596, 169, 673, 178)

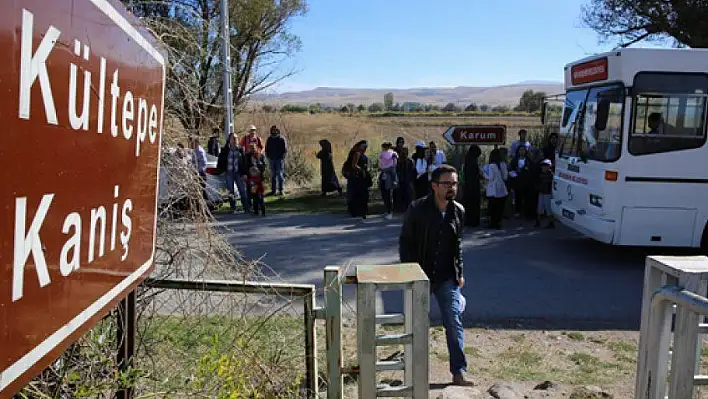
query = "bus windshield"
(558, 84, 624, 162)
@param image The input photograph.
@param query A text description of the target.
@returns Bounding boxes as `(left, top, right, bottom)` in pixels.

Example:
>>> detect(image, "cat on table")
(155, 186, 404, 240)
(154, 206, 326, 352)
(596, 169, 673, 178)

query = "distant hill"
(253, 82, 564, 108)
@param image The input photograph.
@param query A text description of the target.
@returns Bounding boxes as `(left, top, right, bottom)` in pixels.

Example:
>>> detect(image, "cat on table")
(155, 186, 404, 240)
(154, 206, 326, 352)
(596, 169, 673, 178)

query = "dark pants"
(252, 192, 265, 215)
(487, 196, 507, 228)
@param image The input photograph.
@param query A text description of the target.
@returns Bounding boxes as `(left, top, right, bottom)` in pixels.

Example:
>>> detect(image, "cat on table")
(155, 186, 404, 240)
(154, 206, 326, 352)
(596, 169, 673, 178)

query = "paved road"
(214, 212, 701, 330)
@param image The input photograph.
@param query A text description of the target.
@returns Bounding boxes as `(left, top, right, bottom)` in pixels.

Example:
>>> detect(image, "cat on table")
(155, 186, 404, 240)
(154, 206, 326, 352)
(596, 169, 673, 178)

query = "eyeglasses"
(434, 181, 458, 187)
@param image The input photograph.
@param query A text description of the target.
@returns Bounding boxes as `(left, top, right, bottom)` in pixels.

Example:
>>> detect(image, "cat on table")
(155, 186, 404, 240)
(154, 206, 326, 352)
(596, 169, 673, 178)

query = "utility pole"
(220, 0, 234, 143)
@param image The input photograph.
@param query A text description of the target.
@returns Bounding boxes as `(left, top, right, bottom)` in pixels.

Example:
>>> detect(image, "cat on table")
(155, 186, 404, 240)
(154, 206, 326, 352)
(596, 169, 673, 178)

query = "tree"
(479, 104, 490, 112)
(464, 103, 478, 112)
(122, 0, 307, 132)
(581, 0, 708, 47)
(442, 102, 458, 112)
(357, 104, 366, 112)
(516, 90, 546, 113)
(384, 92, 394, 110)
(368, 103, 384, 112)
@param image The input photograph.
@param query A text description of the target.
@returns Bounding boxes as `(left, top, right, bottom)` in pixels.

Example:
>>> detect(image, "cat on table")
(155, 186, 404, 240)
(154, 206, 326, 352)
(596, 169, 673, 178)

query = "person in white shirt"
(483, 148, 509, 229)
(509, 129, 532, 160)
(429, 141, 447, 168)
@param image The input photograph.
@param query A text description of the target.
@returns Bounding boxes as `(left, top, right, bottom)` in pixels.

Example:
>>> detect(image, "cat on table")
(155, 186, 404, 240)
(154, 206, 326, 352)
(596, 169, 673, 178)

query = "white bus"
(542, 48, 708, 251)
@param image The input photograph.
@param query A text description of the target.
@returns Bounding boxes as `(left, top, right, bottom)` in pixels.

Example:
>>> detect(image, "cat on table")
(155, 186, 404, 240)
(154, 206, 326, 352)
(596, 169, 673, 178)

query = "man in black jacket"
(265, 125, 288, 196)
(399, 164, 472, 386)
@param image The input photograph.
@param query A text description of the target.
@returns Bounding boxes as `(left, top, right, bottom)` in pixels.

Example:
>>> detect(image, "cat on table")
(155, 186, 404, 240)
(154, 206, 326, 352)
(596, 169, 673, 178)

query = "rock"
(437, 386, 487, 399)
(488, 382, 526, 399)
(534, 381, 559, 391)
(570, 385, 613, 399)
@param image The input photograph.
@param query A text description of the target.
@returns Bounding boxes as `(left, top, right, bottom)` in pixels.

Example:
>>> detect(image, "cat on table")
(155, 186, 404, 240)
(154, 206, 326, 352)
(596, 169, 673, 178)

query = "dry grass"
(227, 112, 545, 192)
(333, 324, 645, 398)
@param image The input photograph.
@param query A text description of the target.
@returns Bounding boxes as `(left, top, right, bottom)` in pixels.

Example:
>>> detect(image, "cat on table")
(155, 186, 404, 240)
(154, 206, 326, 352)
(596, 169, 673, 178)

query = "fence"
(635, 255, 708, 399)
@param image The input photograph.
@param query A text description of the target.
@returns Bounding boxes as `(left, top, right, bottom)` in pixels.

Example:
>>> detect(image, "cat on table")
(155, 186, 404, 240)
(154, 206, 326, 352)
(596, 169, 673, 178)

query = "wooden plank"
(375, 333, 413, 346)
(404, 288, 413, 387)
(357, 283, 377, 399)
(304, 289, 318, 398)
(376, 313, 405, 325)
(636, 260, 675, 399)
(410, 279, 430, 399)
(324, 267, 343, 399)
(376, 360, 405, 371)
(376, 385, 413, 397)
(669, 272, 704, 399)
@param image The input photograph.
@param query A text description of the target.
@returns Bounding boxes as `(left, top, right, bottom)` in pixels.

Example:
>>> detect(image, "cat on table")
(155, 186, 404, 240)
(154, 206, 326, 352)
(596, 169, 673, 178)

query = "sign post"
(0, 0, 165, 397)
(442, 125, 507, 146)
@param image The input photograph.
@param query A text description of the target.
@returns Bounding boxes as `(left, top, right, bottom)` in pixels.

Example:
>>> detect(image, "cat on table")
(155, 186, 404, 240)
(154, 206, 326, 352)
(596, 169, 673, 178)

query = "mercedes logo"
(566, 185, 573, 201)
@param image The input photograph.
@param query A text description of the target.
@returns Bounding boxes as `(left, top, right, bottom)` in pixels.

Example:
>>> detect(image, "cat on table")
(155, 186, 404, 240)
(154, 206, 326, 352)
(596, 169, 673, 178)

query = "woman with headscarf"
(412, 141, 431, 199)
(341, 140, 371, 218)
(462, 144, 483, 226)
(316, 139, 342, 196)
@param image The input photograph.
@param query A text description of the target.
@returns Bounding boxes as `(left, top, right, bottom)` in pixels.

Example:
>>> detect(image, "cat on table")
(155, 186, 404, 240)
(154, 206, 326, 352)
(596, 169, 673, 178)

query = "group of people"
(316, 130, 559, 229)
(317, 137, 450, 219)
(190, 124, 288, 216)
(463, 129, 559, 229)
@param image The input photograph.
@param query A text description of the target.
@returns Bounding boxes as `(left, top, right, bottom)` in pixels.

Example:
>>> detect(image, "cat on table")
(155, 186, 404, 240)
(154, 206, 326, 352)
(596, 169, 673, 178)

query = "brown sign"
(442, 125, 506, 145)
(571, 57, 608, 85)
(0, 0, 165, 396)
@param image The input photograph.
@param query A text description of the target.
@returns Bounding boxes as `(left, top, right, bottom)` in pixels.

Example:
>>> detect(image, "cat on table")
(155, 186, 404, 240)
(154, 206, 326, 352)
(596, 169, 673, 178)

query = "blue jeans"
(432, 279, 467, 375)
(269, 159, 284, 193)
(226, 172, 249, 212)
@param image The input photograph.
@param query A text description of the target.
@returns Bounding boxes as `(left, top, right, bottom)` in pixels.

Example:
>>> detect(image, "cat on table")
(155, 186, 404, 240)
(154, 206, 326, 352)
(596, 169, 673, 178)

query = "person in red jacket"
(246, 165, 266, 216)
(240, 125, 264, 154)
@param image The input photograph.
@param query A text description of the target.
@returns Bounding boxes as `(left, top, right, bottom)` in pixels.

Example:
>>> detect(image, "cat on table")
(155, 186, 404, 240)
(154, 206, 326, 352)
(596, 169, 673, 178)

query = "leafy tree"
(384, 92, 394, 110)
(442, 102, 457, 112)
(368, 103, 384, 112)
(465, 103, 478, 112)
(479, 104, 490, 112)
(357, 104, 366, 112)
(581, 0, 708, 47)
(122, 0, 307, 131)
(516, 90, 546, 113)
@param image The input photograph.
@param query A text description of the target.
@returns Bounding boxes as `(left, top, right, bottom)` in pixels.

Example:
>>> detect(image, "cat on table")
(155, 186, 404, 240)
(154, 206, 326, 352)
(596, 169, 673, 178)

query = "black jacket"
(399, 194, 465, 283)
(265, 134, 287, 160)
(216, 145, 247, 176)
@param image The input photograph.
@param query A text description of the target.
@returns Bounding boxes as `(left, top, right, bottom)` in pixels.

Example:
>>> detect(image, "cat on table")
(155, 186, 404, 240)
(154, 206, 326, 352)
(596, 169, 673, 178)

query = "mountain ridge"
(254, 82, 564, 107)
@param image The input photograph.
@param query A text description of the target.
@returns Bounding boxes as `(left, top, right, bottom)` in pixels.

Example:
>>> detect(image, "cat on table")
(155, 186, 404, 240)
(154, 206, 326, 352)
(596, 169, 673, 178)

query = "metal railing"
(635, 255, 708, 399)
(143, 278, 319, 398)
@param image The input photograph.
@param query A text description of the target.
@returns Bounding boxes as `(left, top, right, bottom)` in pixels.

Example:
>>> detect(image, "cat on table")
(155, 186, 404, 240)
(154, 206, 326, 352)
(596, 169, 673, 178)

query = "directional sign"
(442, 125, 506, 145)
(0, 0, 165, 396)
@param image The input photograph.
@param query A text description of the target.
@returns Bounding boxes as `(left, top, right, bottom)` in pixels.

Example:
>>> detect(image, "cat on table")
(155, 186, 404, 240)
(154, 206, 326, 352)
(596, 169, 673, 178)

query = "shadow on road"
(214, 212, 705, 332)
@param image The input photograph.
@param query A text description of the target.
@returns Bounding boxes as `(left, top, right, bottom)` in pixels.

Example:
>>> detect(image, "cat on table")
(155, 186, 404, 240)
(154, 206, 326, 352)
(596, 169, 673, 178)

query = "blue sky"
(272, 0, 666, 93)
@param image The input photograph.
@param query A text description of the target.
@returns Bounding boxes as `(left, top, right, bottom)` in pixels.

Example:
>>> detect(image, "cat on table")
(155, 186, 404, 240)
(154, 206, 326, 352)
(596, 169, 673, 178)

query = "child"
(379, 141, 399, 188)
(535, 159, 555, 228)
(247, 166, 266, 216)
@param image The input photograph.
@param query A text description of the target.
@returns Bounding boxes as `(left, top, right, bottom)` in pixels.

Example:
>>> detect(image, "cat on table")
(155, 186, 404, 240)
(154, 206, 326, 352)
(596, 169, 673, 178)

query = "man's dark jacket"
(399, 194, 465, 284)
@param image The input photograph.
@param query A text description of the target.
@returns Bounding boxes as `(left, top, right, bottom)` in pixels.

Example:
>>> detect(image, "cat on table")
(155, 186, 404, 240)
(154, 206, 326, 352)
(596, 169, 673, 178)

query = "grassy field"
(207, 112, 543, 216)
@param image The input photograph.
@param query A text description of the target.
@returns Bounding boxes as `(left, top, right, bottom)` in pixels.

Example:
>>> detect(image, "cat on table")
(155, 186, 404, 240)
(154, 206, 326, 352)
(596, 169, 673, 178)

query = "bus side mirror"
(595, 99, 610, 131)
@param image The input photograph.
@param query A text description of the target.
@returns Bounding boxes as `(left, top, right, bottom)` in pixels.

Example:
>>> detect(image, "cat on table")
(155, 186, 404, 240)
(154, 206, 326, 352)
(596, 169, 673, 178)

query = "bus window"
(579, 85, 623, 162)
(630, 73, 708, 155)
(558, 89, 587, 158)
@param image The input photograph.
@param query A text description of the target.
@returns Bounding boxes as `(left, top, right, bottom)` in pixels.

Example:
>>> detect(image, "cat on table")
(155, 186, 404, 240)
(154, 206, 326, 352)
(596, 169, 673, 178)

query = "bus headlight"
(589, 194, 603, 208)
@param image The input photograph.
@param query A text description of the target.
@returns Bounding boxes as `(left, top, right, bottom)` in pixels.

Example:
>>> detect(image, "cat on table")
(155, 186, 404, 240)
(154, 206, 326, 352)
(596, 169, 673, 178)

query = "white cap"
(542, 159, 552, 165)
(415, 140, 425, 147)
(248, 125, 257, 131)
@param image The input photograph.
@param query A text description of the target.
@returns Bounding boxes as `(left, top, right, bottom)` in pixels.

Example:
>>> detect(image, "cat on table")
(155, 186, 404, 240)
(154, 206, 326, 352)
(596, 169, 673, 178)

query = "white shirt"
(485, 163, 508, 198)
